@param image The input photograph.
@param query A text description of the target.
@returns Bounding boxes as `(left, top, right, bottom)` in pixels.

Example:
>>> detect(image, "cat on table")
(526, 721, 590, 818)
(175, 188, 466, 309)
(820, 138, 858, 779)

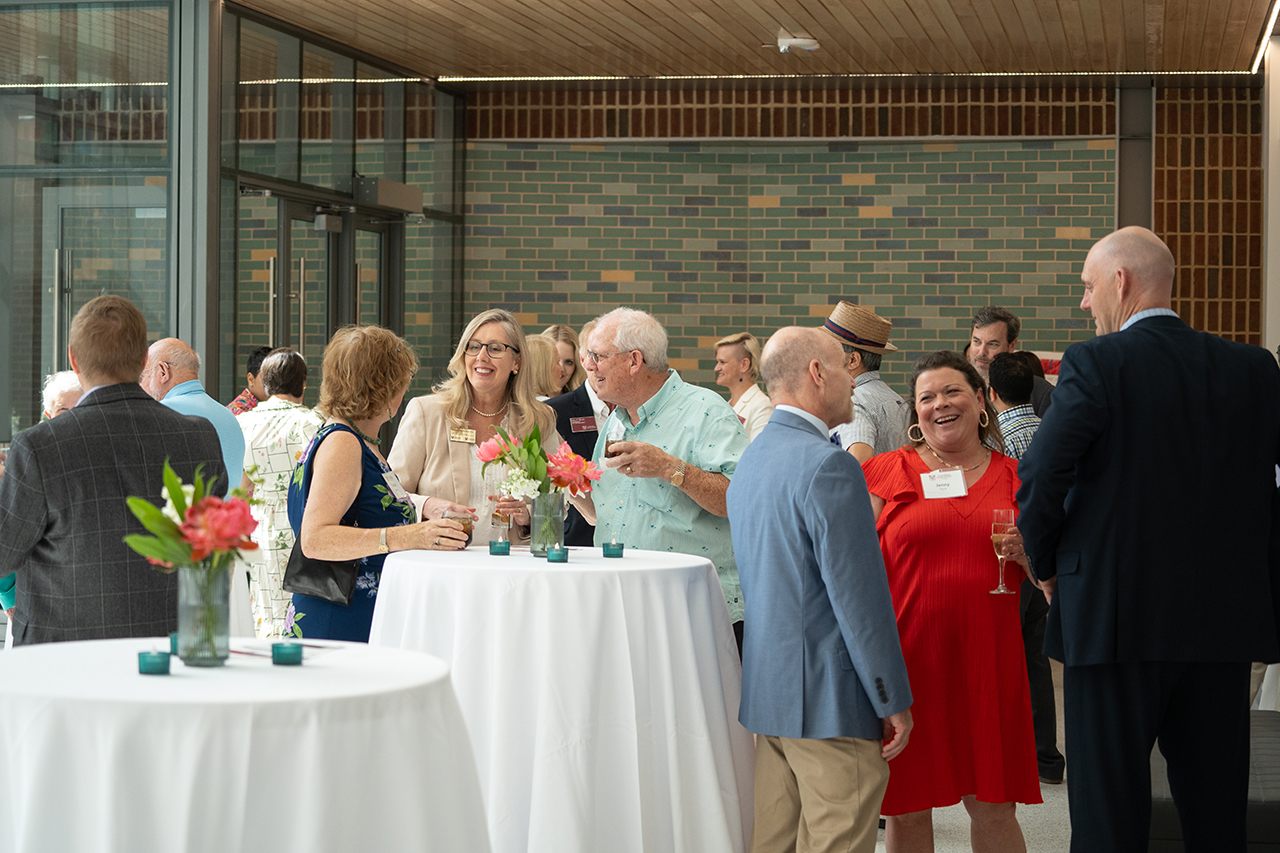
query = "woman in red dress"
(862, 350, 1041, 853)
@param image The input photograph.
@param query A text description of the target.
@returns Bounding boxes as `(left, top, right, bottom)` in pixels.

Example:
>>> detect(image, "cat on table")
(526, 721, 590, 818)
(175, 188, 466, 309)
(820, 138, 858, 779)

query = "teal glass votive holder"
(546, 544, 569, 563)
(169, 631, 179, 654)
(603, 542, 625, 558)
(272, 642, 303, 666)
(489, 539, 510, 556)
(138, 650, 171, 675)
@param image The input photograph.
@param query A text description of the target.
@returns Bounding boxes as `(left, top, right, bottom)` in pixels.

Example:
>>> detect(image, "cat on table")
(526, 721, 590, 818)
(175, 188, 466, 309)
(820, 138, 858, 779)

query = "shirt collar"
(997, 403, 1036, 423)
(631, 370, 681, 424)
(76, 384, 108, 405)
(853, 370, 881, 389)
(775, 404, 829, 435)
(1121, 308, 1179, 331)
(583, 374, 609, 417)
(164, 379, 204, 399)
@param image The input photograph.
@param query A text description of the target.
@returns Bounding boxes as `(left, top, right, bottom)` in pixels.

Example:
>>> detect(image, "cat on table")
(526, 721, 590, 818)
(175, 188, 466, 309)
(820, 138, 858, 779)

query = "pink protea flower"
(546, 442, 602, 496)
(475, 436, 505, 463)
(180, 496, 259, 562)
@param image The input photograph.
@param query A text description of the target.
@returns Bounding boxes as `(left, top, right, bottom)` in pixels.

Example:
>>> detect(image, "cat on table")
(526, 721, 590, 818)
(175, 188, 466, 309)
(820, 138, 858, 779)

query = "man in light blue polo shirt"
(572, 307, 750, 652)
(142, 338, 245, 496)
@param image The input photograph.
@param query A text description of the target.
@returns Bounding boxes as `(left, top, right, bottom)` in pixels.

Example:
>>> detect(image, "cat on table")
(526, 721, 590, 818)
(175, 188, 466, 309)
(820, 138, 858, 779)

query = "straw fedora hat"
(819, 302, 898, 354)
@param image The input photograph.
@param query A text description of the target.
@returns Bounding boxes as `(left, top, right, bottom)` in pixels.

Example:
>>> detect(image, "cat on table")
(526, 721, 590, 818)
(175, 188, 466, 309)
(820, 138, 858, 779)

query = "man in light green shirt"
(572, 308, 750, 647)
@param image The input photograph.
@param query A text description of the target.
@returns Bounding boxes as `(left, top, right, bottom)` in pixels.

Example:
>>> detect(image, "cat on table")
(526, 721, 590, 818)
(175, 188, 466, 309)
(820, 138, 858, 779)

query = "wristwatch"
(671, 459, 687, 488)
(377, 527, 389, 554)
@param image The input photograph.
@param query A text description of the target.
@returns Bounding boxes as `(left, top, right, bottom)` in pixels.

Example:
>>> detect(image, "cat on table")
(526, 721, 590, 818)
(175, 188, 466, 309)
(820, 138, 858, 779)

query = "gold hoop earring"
(907, 423, 925, 443)
(979, 410, 989, 428)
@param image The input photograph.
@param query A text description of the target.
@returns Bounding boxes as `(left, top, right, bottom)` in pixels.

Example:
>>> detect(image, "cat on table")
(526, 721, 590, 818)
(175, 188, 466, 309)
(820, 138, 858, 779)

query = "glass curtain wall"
(220, 8, 463, 405)
(0, 1, 173, 441)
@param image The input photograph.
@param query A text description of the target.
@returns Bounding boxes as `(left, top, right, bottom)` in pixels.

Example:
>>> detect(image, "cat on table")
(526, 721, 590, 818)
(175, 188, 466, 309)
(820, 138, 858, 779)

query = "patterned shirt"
(592, 371, 750, 621)
(239, 398, 324, 637)
(996, 403, 1041, 461)
(831, 371, 909, 457)
(228, 387, 258, 416)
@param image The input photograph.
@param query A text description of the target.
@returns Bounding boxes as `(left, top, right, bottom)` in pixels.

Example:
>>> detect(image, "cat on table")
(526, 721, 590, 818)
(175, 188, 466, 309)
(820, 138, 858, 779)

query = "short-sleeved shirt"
(831, 371, 909, 457)
(591, 370, 749, 621)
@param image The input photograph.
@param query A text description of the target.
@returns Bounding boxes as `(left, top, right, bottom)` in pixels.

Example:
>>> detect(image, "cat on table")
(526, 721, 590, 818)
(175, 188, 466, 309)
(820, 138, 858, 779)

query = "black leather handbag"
(282, 534, 358, 605)
(281, 424, 361, 605)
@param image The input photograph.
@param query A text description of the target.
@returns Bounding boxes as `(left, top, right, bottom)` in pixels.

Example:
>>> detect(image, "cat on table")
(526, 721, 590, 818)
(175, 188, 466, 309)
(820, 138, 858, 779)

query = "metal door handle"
(267, 256, 277, 347)
(297, 258, 306, 359)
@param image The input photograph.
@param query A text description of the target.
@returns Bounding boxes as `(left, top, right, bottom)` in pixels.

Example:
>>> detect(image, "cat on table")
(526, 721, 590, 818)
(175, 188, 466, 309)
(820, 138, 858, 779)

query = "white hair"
(597, 307, 668, 372)
(42, 370, 82, 413)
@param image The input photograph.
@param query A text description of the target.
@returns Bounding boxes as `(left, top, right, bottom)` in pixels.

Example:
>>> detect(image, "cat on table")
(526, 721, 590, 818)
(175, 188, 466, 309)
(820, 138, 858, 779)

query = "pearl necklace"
(470, 402, 509, 418)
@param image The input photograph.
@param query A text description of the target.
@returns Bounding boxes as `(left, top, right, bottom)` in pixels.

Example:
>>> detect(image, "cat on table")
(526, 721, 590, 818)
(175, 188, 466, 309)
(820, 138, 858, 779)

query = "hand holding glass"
(990, 508, 1017, 595)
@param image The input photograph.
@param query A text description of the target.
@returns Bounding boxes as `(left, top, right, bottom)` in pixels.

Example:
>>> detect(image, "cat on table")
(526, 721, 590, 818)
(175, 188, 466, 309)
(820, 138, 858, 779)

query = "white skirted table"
(0, 638, 490, 853)
(369, 546, 755, 853)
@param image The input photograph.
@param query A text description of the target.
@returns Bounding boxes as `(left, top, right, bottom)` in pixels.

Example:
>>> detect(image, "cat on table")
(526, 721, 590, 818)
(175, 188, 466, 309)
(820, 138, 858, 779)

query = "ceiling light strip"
(1251, 0, 1280, 74)
(439, 71, 1254, 83)
(0, 81, 169, 89)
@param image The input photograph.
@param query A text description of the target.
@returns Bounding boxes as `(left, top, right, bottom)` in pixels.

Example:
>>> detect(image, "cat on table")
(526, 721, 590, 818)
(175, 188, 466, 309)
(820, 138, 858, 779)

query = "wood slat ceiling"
(235, 0, 1275, 78)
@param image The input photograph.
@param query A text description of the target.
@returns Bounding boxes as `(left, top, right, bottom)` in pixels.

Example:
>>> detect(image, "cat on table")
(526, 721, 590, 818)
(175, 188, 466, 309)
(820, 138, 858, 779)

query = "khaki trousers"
(750, 733, 890, 853)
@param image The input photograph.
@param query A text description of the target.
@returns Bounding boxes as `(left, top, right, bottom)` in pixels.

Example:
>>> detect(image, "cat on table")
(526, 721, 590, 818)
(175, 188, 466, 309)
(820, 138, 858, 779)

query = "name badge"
(921, 467, 968, 499)
(381, 471, 412, 502)
(570, 416, 596, 434)
(449, 427, 477, 444)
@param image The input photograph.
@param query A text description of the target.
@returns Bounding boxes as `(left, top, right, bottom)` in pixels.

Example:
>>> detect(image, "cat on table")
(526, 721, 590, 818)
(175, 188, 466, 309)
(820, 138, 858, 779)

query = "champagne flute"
(990, 508, 1017, 595)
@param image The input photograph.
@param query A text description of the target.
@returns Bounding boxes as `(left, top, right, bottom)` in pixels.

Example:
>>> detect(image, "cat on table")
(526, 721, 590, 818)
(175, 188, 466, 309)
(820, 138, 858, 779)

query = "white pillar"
(1264, 36, 1280, 355)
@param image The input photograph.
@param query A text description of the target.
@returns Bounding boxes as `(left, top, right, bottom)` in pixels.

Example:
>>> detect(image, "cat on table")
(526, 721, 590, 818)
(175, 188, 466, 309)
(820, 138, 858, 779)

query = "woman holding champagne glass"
(861, 350, 1040, 853)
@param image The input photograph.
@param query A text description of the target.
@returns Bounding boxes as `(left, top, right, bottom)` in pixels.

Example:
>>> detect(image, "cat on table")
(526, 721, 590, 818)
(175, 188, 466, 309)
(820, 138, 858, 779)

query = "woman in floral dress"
(286, 326, 470, 641)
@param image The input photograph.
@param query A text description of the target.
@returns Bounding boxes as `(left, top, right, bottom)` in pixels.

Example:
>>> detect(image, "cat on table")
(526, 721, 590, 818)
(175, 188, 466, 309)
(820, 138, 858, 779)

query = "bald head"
(141, 338, 200, 400)
(762, 327, 852, 428)
(1081, 226, 1176, 336)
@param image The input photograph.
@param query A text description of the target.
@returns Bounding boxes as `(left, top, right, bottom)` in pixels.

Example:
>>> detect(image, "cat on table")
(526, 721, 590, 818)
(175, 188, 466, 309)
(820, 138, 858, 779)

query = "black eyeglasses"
(464, 341, 519, 358)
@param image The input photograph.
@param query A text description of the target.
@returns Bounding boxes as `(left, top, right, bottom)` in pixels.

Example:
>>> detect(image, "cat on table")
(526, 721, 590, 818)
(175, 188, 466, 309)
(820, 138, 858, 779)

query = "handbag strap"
(298, 423, 362, 529)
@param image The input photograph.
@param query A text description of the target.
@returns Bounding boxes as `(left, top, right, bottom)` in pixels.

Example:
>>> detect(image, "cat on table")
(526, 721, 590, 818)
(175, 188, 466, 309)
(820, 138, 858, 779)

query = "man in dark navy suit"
(545, 320, 607, 546)
(1017, 226, 1280, 852)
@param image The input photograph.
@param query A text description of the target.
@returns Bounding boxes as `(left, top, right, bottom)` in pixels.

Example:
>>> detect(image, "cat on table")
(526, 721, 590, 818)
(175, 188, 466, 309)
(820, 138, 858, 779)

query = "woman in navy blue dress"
(287, 326, 472, 641)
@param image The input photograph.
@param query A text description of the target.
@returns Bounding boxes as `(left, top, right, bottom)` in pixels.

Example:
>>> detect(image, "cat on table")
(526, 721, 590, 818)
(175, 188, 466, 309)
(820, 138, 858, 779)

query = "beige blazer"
(388, 394, 562, 527)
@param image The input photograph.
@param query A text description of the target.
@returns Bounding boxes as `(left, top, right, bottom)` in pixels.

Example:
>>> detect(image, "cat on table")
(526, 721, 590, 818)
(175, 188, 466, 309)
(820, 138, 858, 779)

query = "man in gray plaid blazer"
(0, 295, 227, 645)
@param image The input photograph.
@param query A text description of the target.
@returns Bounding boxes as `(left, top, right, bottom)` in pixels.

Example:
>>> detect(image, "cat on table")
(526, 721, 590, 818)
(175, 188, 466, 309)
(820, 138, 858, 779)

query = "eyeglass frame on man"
(464, 341, 520, 359)
(584, 349, 633, 365)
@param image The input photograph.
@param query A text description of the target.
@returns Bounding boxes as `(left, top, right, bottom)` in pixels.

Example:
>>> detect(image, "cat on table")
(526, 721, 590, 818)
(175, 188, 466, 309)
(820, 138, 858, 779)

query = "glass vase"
(529, 491, 565, 557)
(177, 564, 231, 666)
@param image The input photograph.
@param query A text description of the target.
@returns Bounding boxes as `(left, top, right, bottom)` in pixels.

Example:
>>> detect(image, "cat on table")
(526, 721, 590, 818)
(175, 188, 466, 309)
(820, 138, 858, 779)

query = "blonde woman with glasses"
(388, 309, 560, 545)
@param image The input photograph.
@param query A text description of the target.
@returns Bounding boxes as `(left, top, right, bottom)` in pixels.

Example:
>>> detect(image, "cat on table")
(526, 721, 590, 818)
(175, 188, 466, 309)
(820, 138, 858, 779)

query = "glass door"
(355, 217, 388, 326)
(41, 186, 170, 377)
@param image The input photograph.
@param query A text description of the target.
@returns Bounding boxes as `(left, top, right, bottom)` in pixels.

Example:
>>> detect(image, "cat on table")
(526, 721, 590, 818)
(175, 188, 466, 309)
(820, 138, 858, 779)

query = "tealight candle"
(546, 544, 569, 563)
(272, 642, 303, 666)
(603, 533, 624, 558)
(489, 539, 511, 556)
(138, 649, 171, 675)
(169, 631, 179, 654)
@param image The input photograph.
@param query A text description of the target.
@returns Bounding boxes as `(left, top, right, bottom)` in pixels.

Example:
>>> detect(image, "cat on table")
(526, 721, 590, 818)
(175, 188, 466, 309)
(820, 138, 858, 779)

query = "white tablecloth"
(0, 638, 490, 853)
(369, 546, 754, 853)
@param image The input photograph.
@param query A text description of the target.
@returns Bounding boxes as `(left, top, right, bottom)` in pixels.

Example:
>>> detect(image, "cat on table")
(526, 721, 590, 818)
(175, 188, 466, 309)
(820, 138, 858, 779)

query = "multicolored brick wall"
(464, 139, 1114, 395)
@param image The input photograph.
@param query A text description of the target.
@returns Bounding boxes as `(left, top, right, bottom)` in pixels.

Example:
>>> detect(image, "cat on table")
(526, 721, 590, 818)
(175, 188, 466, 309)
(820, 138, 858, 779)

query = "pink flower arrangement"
(124, 459, 258, 572)
(180, 495, 259, 562)
(547, 442, 602, 497)
(476, 425, 600, 498)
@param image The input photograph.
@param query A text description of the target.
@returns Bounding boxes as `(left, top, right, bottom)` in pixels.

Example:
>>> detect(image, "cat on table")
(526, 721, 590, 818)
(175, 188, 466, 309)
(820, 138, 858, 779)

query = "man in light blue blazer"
(726, 326, 913, 853)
